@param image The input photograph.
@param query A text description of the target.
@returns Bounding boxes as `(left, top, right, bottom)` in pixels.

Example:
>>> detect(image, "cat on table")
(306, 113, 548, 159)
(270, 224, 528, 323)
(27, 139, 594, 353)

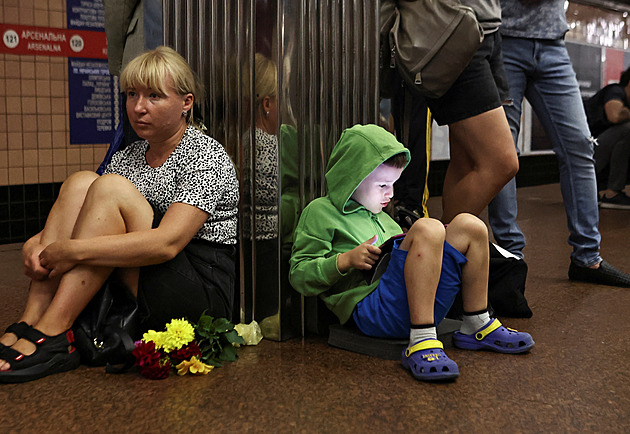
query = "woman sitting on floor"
(0, 46, 239, 383)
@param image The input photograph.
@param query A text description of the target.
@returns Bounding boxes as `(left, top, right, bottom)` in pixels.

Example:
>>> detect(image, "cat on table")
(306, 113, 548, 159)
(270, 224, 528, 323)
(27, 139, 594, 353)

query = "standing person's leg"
(487, 178, 525, 257)
(427, 32, 518, 223)
(391, 77, 432, 223)
(516, 38, 629, 286)
(517, 38, 601, 267)
(443, 108, 517, 222)
(486, 42, 530, 257)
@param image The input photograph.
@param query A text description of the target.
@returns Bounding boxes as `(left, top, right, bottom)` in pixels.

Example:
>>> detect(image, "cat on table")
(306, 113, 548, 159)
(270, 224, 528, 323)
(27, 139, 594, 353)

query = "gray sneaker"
(599, 192, 630, 210)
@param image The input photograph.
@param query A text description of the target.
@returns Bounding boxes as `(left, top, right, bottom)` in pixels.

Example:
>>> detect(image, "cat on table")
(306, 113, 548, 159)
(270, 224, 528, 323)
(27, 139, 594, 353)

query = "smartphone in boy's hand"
(362, 233, 405, 284)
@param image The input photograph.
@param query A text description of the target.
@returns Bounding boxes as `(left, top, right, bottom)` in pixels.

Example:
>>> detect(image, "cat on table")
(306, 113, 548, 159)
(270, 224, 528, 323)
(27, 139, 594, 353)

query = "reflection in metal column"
(163, 0, 379, 340)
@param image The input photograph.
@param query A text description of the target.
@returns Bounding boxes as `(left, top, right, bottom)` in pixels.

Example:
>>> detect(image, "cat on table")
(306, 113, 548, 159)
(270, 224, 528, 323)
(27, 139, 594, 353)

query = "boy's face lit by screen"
(351, 163, 403, 214)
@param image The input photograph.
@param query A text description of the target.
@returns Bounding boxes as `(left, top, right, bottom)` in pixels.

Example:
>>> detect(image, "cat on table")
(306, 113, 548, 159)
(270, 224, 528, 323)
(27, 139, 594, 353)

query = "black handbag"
(72, 280, 141, 372)
(380, 0, 484, 99)
(447, 243, 532, 319)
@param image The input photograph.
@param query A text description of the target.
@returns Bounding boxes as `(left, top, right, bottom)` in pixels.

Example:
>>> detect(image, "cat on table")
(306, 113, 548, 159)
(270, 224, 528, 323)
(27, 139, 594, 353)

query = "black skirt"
(137, 238, 236, 331)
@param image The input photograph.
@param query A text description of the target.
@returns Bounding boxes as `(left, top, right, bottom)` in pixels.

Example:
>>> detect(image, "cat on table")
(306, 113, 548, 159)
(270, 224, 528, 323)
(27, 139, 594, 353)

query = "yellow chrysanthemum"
(176, 356, 214, 376)
(142, 330, 165, 349)
(162, 318, 196, 352)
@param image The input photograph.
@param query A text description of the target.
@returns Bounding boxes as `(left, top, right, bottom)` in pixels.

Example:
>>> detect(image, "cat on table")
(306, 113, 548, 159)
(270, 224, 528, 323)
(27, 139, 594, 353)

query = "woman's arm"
(39, 202, 208, 277)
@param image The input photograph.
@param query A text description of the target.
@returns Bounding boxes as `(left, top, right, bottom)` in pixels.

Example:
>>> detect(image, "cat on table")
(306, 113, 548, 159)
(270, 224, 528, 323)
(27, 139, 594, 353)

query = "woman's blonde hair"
(254, 53, 277, 118)
(121, 46, 203, 124)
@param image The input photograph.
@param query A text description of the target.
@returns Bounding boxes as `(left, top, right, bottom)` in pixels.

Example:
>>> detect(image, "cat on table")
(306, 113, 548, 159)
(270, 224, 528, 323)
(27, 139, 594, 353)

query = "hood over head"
(325, 124, 410, 213)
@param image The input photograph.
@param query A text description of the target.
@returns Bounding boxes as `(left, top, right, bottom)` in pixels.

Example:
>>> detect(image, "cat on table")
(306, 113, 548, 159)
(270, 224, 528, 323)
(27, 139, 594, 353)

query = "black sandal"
(0, 324, 80, 383)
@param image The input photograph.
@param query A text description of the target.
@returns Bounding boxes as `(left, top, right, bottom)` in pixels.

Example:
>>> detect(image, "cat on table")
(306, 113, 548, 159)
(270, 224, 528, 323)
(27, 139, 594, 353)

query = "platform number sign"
(69, 34, 84, 53)
(3, 29, 19, 49)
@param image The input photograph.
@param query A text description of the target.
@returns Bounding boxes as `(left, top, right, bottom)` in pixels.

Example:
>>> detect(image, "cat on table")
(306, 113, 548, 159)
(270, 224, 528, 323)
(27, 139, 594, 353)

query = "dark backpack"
(380, 0, 484, 99)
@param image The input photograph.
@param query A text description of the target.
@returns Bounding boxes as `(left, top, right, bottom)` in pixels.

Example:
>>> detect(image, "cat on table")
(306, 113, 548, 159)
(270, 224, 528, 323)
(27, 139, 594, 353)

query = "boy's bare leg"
(0, 171, 99, 348)
(0, 175, 152, 371)
(399, 218, 446, 325)
(444, 213, 489, 313)
(442, 108, 518, 223)
(446, 216, 535, 352)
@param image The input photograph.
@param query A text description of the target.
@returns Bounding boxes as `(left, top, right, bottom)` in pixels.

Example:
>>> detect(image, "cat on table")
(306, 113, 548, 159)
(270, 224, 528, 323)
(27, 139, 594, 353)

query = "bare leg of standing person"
(441, 107, 518, 223)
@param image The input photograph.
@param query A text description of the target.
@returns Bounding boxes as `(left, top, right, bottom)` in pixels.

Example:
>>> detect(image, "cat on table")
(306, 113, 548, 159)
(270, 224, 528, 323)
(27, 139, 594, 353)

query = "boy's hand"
(337, 235, 381, 273)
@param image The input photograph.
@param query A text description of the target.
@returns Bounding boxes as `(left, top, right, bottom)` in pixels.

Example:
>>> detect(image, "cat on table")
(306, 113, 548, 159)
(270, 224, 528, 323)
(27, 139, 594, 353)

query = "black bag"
(487, 243, 532, 318)
(447, 243, 532, 319)
(72, 280, 141, 372)
(380, 0, 484, 99)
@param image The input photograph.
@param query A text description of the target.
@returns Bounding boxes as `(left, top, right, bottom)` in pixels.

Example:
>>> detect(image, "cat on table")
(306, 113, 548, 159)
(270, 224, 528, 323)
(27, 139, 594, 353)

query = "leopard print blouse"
(105, 126, 239, 244)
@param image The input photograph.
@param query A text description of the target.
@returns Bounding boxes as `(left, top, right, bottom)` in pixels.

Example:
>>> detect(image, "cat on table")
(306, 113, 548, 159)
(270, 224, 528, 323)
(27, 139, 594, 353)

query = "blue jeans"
(487, 37, 601, 267)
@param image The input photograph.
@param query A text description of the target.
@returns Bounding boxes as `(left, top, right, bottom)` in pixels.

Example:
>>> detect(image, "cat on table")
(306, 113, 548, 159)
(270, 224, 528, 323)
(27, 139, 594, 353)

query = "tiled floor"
(1, 183, 629, 432)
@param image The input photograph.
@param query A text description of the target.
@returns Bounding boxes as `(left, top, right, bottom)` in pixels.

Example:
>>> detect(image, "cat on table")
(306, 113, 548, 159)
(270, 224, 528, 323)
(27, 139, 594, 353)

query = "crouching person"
(289, 124, 533, 381)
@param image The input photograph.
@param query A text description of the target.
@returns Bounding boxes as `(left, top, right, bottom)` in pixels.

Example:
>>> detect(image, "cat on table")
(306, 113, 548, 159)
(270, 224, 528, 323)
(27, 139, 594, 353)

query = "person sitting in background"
(585, 67, 630, 209)
(290, 125, 534, 382)
(0, 46, 239, 383)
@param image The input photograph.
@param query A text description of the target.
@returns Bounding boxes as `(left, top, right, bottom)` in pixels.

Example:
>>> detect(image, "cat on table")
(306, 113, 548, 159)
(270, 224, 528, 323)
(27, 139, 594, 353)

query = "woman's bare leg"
(0, 171, 99, 348)
(442, 107, 518, 223)
(0, 174, 153, 370)
(444, 213, 489, 313)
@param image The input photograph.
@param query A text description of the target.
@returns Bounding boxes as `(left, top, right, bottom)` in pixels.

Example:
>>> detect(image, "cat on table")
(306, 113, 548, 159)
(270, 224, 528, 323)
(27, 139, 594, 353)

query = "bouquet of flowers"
(132, 312, 245, 380)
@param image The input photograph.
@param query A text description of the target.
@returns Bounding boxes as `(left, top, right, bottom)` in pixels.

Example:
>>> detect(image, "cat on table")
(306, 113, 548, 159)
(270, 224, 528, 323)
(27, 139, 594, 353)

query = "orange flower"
(176, 356, 214, 376)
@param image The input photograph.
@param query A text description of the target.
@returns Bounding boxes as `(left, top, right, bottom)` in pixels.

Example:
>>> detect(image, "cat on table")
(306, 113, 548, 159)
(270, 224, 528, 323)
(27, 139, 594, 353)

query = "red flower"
(169, 341, 202, 365)
(140, 360, 172, 380)
(133, 341, 162, 368)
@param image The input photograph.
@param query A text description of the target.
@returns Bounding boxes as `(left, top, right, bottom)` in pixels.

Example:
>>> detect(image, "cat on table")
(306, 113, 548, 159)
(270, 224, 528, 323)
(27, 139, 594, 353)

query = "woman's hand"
(38, 240, 77, 279)
(22, 234, 49, 281)
(337, 235, 381, 273)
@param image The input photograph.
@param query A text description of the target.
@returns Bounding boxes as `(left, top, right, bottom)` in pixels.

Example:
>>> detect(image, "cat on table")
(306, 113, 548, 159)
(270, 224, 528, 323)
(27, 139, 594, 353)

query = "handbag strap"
(104, 328, 138, 374)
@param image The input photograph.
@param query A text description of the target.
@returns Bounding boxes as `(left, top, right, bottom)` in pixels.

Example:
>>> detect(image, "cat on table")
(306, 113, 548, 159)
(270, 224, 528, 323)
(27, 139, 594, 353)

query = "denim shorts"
(426, 31, 509, 126)
(352, 239, 468, 339)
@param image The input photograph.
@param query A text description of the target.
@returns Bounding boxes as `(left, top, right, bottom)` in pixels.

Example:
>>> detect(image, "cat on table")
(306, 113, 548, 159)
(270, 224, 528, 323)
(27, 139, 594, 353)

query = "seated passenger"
(0, 46, 239, 383)
(585, 67, 630, 209)
(289, 124, 534, 382)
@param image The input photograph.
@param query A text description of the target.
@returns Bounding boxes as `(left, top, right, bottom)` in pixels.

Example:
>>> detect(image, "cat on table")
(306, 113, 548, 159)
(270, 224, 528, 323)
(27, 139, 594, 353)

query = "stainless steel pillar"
(163, 0, 379, 340)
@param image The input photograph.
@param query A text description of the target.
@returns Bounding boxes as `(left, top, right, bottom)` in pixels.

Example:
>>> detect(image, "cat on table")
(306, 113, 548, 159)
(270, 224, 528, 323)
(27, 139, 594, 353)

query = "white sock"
(460, 310, 491, 335)
(408, 325, 437, 348)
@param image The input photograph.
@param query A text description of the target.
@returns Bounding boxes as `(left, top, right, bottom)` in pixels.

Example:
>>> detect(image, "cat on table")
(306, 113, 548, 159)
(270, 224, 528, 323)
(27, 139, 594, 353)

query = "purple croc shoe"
(453, 318, 534, 354)
(401, 339, 459, 381)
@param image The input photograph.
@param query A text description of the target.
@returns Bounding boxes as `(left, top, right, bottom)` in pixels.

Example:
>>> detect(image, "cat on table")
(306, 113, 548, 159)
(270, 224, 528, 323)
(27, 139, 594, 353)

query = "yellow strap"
(475, 318, 502, 341)
(405, 339, 443, 357)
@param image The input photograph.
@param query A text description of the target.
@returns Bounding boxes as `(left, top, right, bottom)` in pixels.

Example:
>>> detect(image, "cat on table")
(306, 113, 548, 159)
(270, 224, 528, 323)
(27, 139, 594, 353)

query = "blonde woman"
(0, 46, 239, 383)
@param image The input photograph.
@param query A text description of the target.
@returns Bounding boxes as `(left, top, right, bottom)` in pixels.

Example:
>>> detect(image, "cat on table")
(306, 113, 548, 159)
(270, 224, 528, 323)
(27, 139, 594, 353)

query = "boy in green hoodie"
(290, 124, 534, 381)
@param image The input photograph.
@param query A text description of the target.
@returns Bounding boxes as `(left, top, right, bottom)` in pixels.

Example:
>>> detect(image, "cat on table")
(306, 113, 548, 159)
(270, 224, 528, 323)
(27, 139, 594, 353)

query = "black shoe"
(568, 259, 630, 287)
(599, 192, 630, 210)
(0, 325, 80, 383)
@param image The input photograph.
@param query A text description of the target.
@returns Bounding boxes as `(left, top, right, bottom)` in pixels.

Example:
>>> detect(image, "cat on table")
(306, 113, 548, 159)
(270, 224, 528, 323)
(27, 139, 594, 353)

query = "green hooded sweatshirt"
(289, 124, 410, 324)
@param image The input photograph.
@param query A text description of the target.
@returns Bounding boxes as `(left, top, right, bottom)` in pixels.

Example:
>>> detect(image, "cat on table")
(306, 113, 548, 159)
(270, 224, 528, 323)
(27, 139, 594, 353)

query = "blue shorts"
(352, 239, 467, 338)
